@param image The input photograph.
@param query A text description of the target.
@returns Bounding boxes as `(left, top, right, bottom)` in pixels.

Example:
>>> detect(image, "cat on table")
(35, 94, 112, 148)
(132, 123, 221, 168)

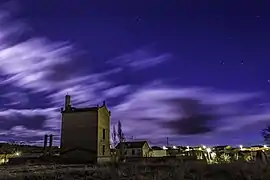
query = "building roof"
(116, 141, 148, 149)
(61, 101, 110, 114)
(62, 107, 98, 113)
(151, 146, 163, 150)
(11, 153, 43, 159)
(213, 145, 231, 149)
(250, 145, 264, 148)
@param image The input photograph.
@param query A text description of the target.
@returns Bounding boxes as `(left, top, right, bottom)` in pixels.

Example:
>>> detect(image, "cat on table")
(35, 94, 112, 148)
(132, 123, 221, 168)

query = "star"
(256, 15, 260, 19)
(220, 61, 225, 65)
(136, 16, 141, 23)
(240, 60, 244, 64)
(268, 80, 270, 83)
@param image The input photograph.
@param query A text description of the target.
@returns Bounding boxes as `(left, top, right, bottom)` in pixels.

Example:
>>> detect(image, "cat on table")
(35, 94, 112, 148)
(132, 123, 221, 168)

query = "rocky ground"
(0, 161, 270, 180)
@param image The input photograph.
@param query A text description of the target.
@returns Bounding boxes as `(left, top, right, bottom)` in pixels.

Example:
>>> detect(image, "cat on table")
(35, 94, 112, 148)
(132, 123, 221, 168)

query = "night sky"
(0, 0, 269, 147)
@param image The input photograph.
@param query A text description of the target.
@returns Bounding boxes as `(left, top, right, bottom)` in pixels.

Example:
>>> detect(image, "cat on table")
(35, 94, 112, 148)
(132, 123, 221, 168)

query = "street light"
(15, 151, 21, 156)
(263, 145, 267, 148)
(239, 145, 243, 150)
(206, 148, 211, 153)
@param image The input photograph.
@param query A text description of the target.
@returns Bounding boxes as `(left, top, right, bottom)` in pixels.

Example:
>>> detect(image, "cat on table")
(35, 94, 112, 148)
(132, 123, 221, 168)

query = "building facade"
(60, 95, 111, 163)
(116, 141, 150, 158)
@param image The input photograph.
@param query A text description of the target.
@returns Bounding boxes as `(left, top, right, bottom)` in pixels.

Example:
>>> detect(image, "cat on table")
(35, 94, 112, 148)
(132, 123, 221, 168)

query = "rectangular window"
(102, 145, 105, 155)
(132, 149, 135, 155)
(102, 129, 105, 140)
(138, 149, 141, 155)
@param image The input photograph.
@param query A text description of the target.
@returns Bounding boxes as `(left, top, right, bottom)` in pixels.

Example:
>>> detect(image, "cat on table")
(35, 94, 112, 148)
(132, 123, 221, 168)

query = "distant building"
(116, 141, 150, 158)
(60, 95, 111, 163)
(149, 149, 167, 157)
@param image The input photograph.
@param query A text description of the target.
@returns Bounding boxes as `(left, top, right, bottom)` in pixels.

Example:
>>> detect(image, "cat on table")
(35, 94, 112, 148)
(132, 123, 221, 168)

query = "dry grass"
(0, 161, 270, 180)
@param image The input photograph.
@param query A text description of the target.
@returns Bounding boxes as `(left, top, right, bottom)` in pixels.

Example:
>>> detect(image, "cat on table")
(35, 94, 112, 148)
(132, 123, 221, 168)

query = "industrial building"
(60, 95, 111, 163)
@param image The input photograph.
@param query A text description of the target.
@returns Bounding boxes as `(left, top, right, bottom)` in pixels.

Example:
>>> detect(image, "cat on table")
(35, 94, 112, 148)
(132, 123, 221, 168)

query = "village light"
(202, 145, 206, 149)
(162, 146, 168, 150)
(206, 148, 211, 153)
(239, 145, 243, 150)
(15, 151, 21, 156)
(173, 146, 177, 149)
(264, 145, 268, 148)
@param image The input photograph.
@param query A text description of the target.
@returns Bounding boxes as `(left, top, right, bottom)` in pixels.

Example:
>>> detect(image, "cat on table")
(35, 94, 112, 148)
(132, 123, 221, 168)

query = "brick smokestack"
(43, 134, 48, 155)
(65, 94, 71, 110)
(49, 134, 53, 156)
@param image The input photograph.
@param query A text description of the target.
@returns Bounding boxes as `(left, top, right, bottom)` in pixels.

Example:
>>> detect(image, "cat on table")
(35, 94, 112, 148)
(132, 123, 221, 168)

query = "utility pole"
(166, 137, 169, 146)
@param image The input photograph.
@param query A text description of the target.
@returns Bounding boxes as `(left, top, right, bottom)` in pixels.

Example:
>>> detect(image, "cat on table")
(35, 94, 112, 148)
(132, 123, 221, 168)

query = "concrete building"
(116, 141, 150, 158)
(149, 146, 167, 157)
(60, 95, 111, 163)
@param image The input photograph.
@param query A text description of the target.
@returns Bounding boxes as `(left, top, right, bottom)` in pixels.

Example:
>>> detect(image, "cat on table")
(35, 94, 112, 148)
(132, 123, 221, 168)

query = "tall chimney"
(49, 134, 53, 156)
(43, 134, 48, 155)
(65, 94, 71, 110)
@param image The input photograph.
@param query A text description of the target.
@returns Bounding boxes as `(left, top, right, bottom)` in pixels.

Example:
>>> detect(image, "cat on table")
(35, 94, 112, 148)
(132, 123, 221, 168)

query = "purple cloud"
(0, 9, 268, 147)
(107, 46, 172, 70)
(0, 108, 57, 144)
(110, 86, 269, 145)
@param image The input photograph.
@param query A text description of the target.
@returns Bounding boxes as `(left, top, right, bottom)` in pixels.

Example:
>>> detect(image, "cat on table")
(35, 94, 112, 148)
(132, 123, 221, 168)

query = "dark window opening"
(102, 145, 105, 155)
(102, 129, 105, 140)
(132, 149, 135, 155)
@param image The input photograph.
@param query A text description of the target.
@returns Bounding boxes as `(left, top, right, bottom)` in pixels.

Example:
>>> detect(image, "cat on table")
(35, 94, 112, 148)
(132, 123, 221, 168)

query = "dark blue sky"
(0, 0, 269, 146)
(18, 0, 270, 90)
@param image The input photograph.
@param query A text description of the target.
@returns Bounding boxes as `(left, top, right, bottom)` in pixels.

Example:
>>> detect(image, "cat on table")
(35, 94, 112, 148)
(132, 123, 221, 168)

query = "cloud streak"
(0, 8, 268, 147)
(107, 46, 172, 70)
(111, 86, 269, 145)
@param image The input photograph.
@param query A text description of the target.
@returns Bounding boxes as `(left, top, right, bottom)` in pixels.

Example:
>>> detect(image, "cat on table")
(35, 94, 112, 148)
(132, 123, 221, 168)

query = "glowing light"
(202, 145, 206, 149)
(239, 145, 243, 150)
(162, 146, 168, 150)
(15, 152, 21, 156)
(206, 148, 211, 153)
(173, 146, 177, 149)
(264, 145, 267, 148)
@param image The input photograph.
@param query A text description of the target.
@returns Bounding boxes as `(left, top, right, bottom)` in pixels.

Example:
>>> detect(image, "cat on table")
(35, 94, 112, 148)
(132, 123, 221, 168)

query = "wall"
(149, 150, 167, 157)
(60, 111, 98, 161)
(61, 149, 96, 163)
(125, 148, 142, 157)
(142, 143, 150, 157)
(97, 106, 111, 158)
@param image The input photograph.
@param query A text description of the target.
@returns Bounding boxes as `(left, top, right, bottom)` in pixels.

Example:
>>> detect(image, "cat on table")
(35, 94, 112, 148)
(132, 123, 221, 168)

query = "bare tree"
(117, 120, 125, 142)
(112, 124, 118, 148)
(262, 126, 270, 145)
(117, 120, 125, 161)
